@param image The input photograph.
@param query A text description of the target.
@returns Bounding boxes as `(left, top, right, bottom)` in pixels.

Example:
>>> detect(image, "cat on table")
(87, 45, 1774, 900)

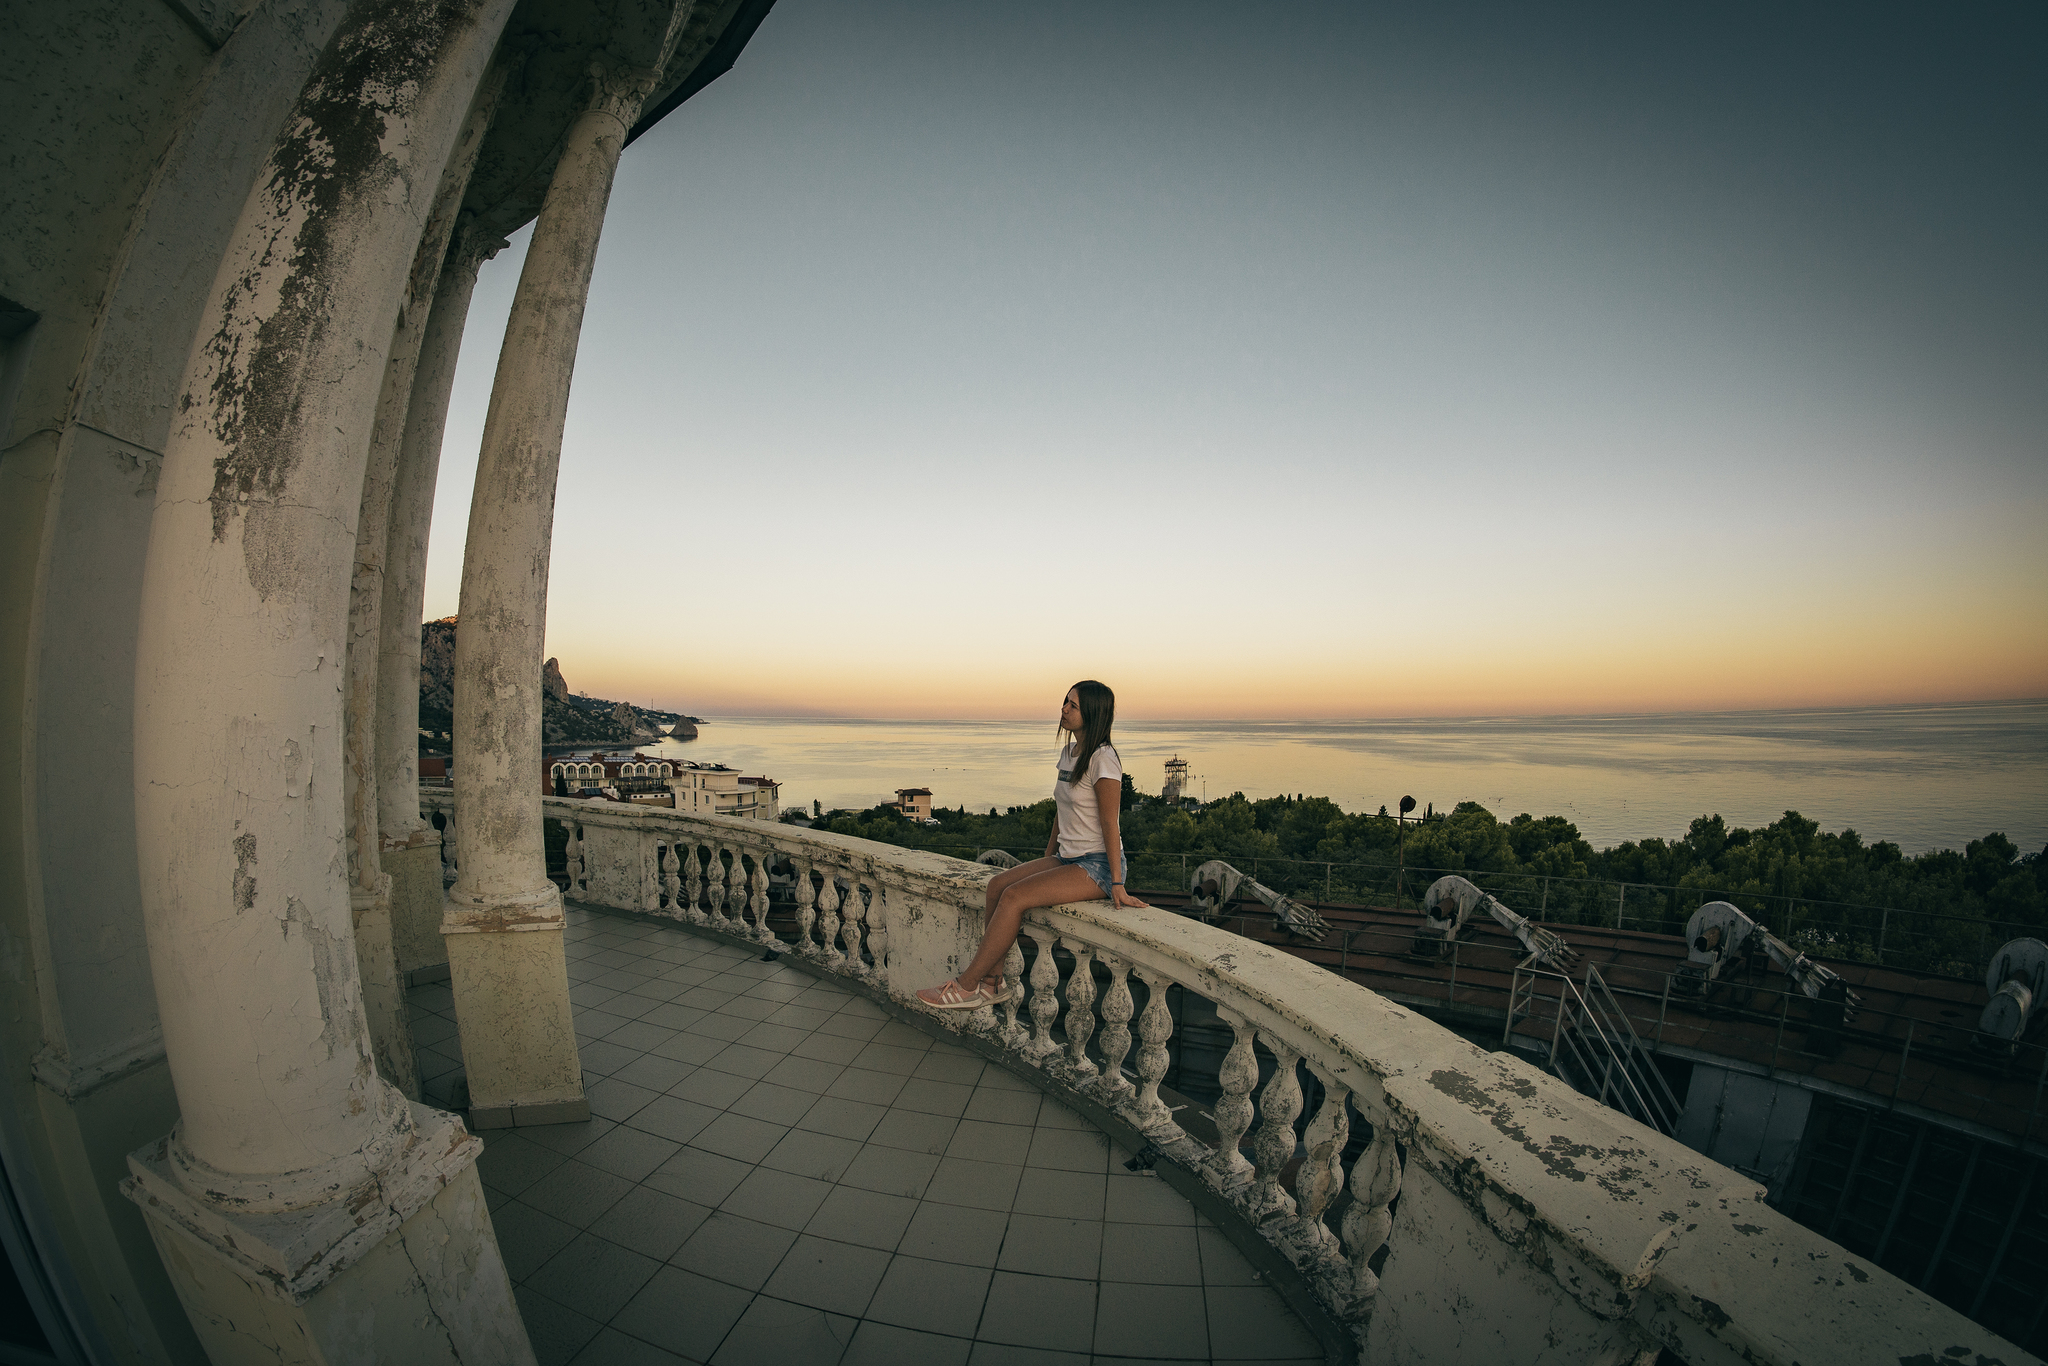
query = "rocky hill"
(416, 617, 699, 752)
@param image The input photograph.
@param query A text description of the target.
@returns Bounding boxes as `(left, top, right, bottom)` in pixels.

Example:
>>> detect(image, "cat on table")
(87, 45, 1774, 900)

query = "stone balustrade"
(421, 791, 2036, 1366)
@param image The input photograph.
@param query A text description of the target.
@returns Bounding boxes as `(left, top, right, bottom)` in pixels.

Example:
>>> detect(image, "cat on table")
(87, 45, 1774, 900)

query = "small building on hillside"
(895, 787, 934, 821)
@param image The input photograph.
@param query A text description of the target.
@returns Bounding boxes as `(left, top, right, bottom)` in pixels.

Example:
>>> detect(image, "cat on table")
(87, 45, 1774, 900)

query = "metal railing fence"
(1510, 962, 1683, 1136)
(1502, 946, 2048, 1160)
(1239, 909, 2048, 1156)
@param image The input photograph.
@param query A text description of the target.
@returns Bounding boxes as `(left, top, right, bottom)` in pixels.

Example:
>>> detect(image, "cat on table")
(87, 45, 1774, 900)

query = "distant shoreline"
(541, 734, 696, 757)
(667, 708, 2047, 856)
(679, 697, 2048, 728)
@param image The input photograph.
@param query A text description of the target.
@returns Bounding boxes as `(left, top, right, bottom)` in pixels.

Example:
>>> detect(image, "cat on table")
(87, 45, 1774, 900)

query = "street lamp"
(1396, 795, 1416, 904)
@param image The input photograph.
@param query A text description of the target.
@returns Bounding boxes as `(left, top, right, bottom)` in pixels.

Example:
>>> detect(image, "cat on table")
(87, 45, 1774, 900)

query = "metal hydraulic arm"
(1977, 937, 2047, 1050)
(1187, 859, 1331, 942)
(1418, 875, 1578, 969)
(1675, 901, 1860, 1017)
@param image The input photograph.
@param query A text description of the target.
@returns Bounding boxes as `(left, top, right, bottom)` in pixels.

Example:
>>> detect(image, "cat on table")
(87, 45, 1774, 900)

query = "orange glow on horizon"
(551, 632, 2048, 722)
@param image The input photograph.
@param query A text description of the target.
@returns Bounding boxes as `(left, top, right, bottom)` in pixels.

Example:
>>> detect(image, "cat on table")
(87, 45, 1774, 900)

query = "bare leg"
(958, 857, 1058, 986)
(955, 863, 1105, 992)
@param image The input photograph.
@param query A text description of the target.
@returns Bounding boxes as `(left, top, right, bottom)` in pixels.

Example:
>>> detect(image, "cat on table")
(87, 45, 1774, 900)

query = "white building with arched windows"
(547, 752, 778, 819)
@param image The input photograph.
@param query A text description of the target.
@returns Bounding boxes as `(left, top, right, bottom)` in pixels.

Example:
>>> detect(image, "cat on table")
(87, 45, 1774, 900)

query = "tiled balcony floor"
(407, 904, 1324, 1366)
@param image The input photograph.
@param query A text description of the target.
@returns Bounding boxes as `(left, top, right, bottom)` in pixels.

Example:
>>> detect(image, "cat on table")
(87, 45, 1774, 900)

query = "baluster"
(815, 873, 842, 964)
(559, 819, 580, 893)
(997, 939, 1027, 1046)
(1247, 1037, 1303, 1223)
(723, 848, 747, 931)
(840, 876, 867, 973)
(1291, 1062, 1349, 1255)
(704, 845, 729, 926)
(866, 881, 888, 983)
(682, 843, 704, 923)
(1094, 955, 1135, 1100)
(793, 856, 817, 954)
(1342, 1111, 1402, 1300)
(1019, 927, 1061, 1062)
(660, 839, 680, 912)
(644, 835, 663, 913)
(1061, 939, 1097, 1076)
(1207, 1008, 1257, 1188)
(723, 846, 744, 929)
(749, 849, 771, 941)
(1130, 968, 1178, 1134)
(439, 813, 457, 884)
(722, 845, 745, 930)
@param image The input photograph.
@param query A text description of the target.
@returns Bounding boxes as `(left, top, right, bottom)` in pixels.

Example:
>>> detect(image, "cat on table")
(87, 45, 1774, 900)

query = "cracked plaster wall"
(1368, 1164, 1643, 1365)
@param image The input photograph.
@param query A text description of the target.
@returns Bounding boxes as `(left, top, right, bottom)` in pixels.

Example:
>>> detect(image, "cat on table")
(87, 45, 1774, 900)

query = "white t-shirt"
(1054, 741, 1123, 857)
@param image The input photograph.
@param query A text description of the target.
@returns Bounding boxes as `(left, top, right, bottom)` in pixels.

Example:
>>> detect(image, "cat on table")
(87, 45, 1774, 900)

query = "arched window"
(551, 765, 564, 780)
(659, 764, 672, 778)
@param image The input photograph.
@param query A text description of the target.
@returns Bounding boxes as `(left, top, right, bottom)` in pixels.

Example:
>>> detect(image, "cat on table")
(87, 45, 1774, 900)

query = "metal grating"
(1780, 1095, 2048, 1354)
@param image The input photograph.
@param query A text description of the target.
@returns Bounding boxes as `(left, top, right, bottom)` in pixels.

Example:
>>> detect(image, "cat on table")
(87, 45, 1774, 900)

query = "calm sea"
(640, 701, 2048, 856)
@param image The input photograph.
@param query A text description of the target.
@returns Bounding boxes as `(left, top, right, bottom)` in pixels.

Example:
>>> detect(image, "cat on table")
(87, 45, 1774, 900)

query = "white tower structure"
(1163, 754, 1191, 805)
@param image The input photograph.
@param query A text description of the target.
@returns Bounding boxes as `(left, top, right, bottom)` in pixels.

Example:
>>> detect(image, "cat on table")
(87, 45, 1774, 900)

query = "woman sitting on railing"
(918, 680, 1149, 1009)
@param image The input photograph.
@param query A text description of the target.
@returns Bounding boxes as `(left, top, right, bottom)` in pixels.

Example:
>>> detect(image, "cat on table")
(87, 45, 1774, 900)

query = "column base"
(443, 885, 586, 1128)
(384, 831, 448, 978)
(124, 1106, 532, 1364)
(468, 1095, 592, 1129)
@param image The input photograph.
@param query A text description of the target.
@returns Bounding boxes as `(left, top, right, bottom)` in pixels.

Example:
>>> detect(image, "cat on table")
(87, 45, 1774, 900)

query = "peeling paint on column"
(281, 736, 306, 798)
(194, 0, 478, 556)
(232, 832, 257, 912)
(279, 895, 363, 1070)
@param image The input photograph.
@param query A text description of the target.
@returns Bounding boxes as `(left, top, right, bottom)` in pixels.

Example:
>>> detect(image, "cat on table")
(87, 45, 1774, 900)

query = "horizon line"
(638, 695, 2048, 727)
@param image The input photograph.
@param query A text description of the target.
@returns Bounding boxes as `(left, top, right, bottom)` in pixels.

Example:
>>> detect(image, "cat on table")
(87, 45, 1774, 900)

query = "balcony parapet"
(421, 791, 2037, 1366)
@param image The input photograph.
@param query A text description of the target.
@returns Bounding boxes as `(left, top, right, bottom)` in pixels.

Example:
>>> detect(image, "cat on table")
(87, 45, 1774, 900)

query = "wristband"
(1111, 880, 1124, 885)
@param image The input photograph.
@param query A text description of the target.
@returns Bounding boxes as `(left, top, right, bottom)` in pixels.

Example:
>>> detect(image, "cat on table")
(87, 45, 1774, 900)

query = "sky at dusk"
(423, 0, 2047, 720)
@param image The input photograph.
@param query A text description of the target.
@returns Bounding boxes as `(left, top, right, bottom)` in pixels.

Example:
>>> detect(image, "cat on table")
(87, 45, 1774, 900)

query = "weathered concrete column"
(445, 57, 665, 1129)
(345, 70, 510, 1102)
(378, 221, 507, 988)
(125, 4, 531, 1361)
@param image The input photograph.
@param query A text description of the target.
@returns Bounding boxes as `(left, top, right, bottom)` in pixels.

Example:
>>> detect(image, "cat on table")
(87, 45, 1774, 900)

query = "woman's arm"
(1095, 776, 1147, 908)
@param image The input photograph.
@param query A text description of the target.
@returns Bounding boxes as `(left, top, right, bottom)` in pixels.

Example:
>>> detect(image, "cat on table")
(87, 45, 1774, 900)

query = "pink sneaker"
(917, 978, 996, 1010)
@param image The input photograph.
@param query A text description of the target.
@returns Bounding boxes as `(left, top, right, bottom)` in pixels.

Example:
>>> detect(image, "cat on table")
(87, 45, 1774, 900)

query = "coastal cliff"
(416, 618, 700, 750)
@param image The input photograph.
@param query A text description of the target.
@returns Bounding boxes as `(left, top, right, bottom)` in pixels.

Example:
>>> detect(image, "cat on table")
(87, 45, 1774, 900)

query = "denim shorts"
(1057, 846, 1125, 899)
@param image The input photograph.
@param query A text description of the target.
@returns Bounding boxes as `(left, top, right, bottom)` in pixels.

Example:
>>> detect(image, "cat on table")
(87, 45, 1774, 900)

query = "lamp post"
(1396, 795, 1416, 905)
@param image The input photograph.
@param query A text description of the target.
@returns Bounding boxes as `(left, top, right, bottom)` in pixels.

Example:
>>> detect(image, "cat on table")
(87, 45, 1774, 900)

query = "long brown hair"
(1059, 680, 1116, 784)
